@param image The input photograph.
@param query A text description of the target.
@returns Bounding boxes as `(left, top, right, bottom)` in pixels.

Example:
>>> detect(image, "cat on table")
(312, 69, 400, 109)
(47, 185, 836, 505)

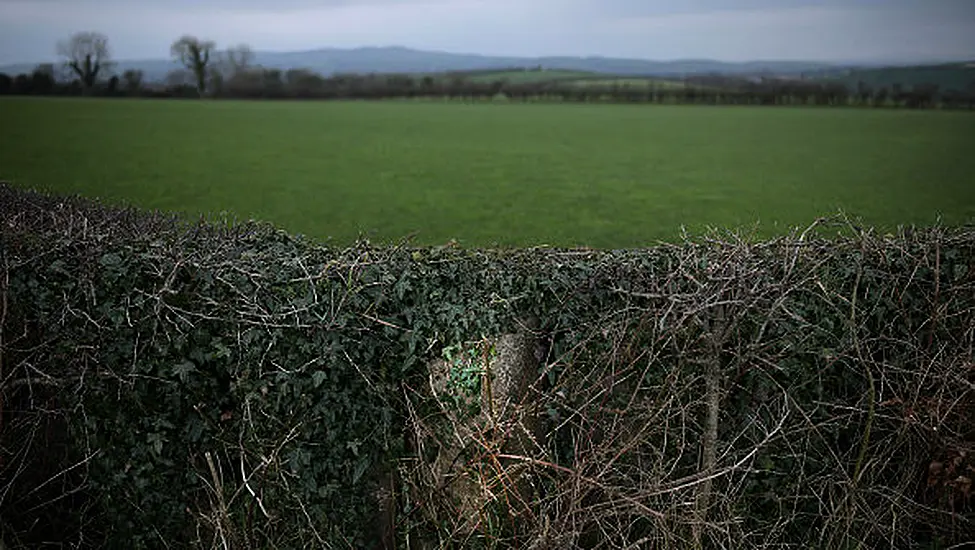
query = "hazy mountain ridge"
(2, 46, 971, 85)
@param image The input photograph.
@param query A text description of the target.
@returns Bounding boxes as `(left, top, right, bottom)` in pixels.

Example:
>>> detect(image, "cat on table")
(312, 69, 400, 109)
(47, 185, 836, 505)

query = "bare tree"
(56, 32, 113, 93)
(224, 44, 254, 75)
(165, 69, 194, 88)
(210, 44, 254, 95)
(171, 35, 216, 95)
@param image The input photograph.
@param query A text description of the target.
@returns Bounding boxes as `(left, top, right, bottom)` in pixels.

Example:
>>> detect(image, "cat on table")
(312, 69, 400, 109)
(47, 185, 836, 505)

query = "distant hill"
(813, 62, 975, 93)
(2, 46, 971, 89)
(0, 46, 844, 83)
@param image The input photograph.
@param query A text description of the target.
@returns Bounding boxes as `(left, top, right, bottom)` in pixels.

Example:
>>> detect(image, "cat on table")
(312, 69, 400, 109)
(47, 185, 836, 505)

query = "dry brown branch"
(3, 185, 973, 548)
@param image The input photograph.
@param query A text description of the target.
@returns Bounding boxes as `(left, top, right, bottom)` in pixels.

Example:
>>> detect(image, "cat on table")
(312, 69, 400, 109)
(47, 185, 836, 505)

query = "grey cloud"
(555, 0, 969, 17)
(1, 0, 973, 65)
(0, 0, 422, 10)
(8, 0, 970, 16)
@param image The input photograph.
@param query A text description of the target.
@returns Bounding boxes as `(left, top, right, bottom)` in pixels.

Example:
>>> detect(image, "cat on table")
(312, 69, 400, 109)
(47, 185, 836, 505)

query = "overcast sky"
(1, 0, 973, 65)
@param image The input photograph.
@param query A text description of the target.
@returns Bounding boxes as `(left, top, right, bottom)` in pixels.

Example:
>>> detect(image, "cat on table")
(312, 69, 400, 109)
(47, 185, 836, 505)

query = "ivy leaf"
(352, 457, 369, 484)
(173, 360, 196, 382)
(312, 370, 327, 388)
(187, 418, 204, 443)
(147, 432, 165, 456)
(99, 253, 122, 267)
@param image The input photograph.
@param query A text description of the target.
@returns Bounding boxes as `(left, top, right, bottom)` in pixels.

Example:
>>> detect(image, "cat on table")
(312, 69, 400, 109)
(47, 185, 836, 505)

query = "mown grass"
(1, 97, 973, 248)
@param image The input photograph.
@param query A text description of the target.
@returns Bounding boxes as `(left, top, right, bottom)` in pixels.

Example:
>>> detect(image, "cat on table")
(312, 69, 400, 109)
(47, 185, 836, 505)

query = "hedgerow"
(1, 183, 973, 549)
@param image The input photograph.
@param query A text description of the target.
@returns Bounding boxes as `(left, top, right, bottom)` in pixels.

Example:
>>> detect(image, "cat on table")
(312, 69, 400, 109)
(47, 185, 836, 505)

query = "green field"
(464, 69, 600, 83)
(823, 62, 975, 93)
(462, 70, 685, 89)
(565, 77, 687, 89)
(1, 97, 973, 248)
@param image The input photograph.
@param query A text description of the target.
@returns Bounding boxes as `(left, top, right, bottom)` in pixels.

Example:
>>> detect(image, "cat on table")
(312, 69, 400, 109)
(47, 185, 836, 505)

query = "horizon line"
(2, 44, 973, 69)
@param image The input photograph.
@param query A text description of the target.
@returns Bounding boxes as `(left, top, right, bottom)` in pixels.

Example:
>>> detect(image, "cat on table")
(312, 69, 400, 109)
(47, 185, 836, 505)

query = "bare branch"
(56, 31, 113, 91)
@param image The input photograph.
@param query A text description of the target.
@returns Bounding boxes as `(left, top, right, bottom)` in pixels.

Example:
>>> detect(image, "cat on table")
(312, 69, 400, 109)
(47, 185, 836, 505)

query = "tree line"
(2, 31, 974, 110)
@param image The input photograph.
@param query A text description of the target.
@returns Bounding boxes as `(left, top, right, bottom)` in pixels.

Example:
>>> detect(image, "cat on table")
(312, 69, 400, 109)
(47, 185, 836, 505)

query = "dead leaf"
(956, 476, 972, 498)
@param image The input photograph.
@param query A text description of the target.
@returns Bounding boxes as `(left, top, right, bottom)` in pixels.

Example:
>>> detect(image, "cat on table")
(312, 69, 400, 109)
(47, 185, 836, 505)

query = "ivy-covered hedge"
(1, 183, 973, 549)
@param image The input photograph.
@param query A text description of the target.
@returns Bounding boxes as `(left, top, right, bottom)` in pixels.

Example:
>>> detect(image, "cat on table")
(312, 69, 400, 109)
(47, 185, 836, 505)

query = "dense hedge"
(1, 183, 973, 548)
(3, 67, 974, 110)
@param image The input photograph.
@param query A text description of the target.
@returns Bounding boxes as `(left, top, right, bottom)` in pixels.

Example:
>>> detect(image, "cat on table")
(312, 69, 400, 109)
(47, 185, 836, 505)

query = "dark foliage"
(1, 66, 974, 109)
(1, 183, 973, 548)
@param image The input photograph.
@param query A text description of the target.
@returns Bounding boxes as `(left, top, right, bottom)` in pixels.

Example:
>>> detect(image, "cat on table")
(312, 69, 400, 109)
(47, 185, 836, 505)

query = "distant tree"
(122, 69, 144, 94)
(163, 68, 200, 97)
(30, 64, 56, 95)
(965, 79, 975, 110)
(165, 68, 194, 87)
(889, 83, 905, 107)
(171, 35, 216, 95)
(386, 74, 415, 97)
(966, 85, 975, 110)
(225, 67, 285, 98)
(854, 80, 873, 105)
(0, 73, 11, 95)
(34, 63, 55, 78)
(447, 75, 466, 94)
(284, 68, 325, 97)
(224, 44, 254, 75)
(210, 44, 253, 95)
(912, 83, 940, 108)
(261, 68, 284, 97)
(11, 73, 32, 95)
(57, 31, 113, 93)
(940, 89, 967, 110)
(106, 74, 120, 96)
(220, 68, 256, 97)
(873, 87, 889, 106)
(67, 79, 84, 95)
